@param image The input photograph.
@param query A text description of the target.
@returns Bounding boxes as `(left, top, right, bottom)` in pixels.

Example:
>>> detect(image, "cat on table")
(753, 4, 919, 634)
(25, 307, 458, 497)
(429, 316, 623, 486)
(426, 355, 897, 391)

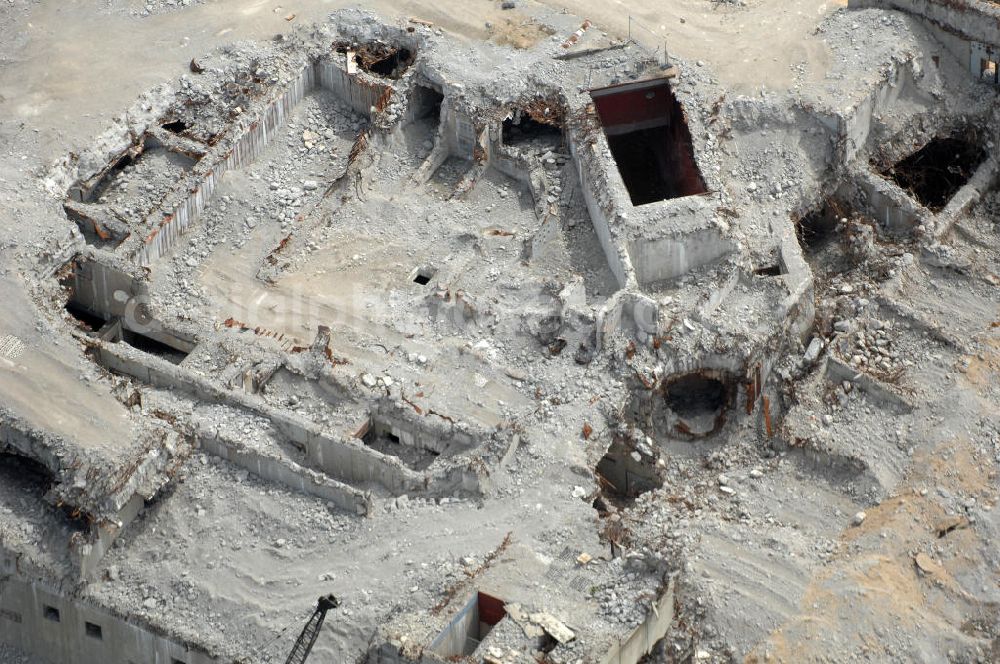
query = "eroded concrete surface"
(0, 1, 998, 663)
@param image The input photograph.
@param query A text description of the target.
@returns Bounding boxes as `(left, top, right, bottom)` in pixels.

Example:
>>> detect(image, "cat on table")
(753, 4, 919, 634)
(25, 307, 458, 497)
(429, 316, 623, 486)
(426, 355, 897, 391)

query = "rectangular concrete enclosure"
(429, 592, 506, 658)
(591, 79, 707, 206)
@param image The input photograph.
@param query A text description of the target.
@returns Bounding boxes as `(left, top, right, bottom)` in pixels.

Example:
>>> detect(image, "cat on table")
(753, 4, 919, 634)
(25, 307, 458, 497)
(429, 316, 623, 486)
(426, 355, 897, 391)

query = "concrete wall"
(74, 493, 145, 582)
(316, 59, 387, 117)
(840, 59, 935, 164)
(70, 257, 146, 320)
(94, 341, 426, 498)
(932, 154, 999, 238)
(427, 594, 478, 658)
(848, 168, 925, 234)
(599, 580, 675, 664)
(0, 578, 215, 664)
(567, 130, 633, 289)
(628, 227, 735, 286)
(195, 424, 372, 515)
(135, 65, 316, 265)
(369, 409, 475, 456)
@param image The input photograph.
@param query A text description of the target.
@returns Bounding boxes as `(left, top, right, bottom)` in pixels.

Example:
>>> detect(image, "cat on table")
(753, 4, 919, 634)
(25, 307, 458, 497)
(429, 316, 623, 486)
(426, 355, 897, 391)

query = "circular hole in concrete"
(663, 372, 732, 437)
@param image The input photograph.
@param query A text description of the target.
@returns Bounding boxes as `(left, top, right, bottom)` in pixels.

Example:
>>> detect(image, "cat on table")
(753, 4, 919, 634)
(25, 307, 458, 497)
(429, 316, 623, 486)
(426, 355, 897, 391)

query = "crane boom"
(284, 594, 339, 664)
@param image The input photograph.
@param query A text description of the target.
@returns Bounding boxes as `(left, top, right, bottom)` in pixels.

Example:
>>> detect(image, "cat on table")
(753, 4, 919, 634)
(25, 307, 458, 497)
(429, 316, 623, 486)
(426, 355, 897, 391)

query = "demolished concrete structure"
(1, 1, 999, 663)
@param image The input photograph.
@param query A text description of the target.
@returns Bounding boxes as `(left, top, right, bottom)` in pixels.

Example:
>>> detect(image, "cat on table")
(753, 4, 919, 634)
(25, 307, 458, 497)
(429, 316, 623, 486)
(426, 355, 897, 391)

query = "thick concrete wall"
(932, 154, 999, 238)
(0, 578, 215, 664)
(136, 65, 316, 265)
(599, 580, 675, 664)
(840, 59, 935, 164)
(75, 493, 145, 582)
(369, 409, 475, 456)
(95, 341, 426, 498)
(849, 168, 925, 234)
(427, 594, 478, 657)
(566, 131, 632, 289)
(70, 257, 146, 319)
(316, 60, 386, 117)
(195, 424, 372, 515)
(628, 228, 734, 286)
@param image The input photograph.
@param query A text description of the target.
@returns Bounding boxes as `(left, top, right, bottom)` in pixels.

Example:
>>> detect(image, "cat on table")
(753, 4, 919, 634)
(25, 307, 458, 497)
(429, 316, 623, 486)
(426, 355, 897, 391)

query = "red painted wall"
(592, 82, 673, 129)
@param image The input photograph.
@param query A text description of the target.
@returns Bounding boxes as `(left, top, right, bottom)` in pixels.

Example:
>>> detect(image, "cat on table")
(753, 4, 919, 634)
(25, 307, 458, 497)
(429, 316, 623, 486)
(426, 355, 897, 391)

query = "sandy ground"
(0, 0, 844, 162)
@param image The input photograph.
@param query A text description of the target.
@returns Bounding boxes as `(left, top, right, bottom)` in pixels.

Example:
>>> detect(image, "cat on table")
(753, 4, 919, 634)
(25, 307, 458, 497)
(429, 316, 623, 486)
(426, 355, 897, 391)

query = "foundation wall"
(628, 228, 734, 286)
(370, 410, 475, 456)
(195, 425, 372, 515)
(848, 168, 925, 234)
(75, 493, 145, 582)
(599, 580, 675, 664)
(70, 258, 145, 319)
(932, 154, 999, 238)
(94, 341, 425, 498)
(136, 65, 316, 266)
(315, 60, 387, 117)
(0, 578, 215, 664)
(842, 61, 907, 163)
(567, 132, 631, 289)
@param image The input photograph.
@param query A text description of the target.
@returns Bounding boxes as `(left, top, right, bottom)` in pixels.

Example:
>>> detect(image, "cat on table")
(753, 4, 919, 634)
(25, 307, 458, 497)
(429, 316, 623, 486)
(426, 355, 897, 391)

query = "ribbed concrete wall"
(134, 59, 389, 266)
(136, 66, 316, 266)
(316, 61, 387, 116)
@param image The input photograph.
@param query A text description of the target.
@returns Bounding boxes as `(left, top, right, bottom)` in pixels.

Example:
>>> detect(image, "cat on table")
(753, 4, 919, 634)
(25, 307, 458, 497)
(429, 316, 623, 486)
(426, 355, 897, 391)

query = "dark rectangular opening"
(502, 111, 563, 148)
(338, 41, 415, 79)
(171, 659, 188, 664)
(65, 301, 108, 332)
(412, 85, 443, 123)
(430, 592, 507, 658)
(85, 622, 103, 640)
(360, 419, 440, 471)
(121, 330, 190, 365)
(43, 606, 61, 623)
(754, 264, 784, 277)
(161, 120, 189, 134)
(411, 265, 436, 286)
(595, 439, 662, 509)
(591, 80, 707, 206)
(876, 132, 986, 212)
(796, 203, 841, 255)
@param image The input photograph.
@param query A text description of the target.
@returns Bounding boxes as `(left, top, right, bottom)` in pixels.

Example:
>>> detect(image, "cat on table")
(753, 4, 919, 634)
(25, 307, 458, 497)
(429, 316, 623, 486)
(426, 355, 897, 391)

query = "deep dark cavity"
(878, 134, 986, 212)
(591, 80, 707, 206)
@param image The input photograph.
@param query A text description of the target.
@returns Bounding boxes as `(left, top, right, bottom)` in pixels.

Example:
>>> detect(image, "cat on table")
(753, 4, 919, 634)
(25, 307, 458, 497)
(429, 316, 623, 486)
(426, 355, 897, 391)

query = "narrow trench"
(64, 295, 190, 365)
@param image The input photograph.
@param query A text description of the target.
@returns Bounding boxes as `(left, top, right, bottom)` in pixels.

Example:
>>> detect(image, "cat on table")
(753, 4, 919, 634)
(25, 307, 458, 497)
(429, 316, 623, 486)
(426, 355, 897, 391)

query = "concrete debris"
(0, 1, 999, 664)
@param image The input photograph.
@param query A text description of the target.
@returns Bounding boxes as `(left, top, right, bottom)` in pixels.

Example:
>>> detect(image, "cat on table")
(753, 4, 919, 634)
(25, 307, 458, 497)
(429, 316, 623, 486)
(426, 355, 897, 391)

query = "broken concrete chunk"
(529, 612, 575, 644)
(804, 336, 824, 363)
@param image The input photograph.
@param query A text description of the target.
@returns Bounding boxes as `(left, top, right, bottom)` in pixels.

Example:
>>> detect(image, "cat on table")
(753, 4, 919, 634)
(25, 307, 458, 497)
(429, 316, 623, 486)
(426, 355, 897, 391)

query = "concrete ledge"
(94, 340, 428, 498)
(194, 422, 373, 516)
(826, 355, 915, 413)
